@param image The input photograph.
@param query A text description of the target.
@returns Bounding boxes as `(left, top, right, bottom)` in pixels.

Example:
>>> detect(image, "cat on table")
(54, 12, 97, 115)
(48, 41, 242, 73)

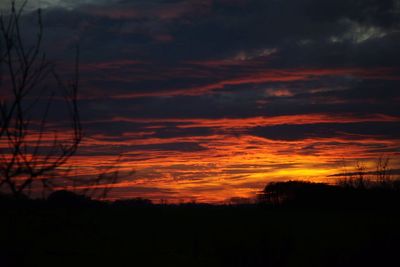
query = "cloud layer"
(7, 0, 400, 202)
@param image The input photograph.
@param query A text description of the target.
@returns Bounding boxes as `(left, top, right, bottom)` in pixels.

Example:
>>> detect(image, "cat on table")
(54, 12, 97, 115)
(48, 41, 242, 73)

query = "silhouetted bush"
(113, 197, 153, 207)
(47, 190, 93, 207)
(258, 181, 334, 206)
(227, 197, 254, 205)
(258, 180, 400, 209)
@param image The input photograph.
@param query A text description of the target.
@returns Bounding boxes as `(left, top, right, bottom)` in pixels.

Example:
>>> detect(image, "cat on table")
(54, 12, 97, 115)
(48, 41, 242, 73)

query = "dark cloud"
(133, 142, 207, 152)
(251, 122, 400, 141)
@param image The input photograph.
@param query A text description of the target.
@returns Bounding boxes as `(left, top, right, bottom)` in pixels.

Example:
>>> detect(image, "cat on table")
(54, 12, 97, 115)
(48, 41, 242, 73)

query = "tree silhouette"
(0, 1, 82, 198)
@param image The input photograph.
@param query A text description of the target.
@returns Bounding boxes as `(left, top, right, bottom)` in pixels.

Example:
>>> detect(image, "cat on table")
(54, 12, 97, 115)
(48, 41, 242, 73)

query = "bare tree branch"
(0, 1, 121, 199)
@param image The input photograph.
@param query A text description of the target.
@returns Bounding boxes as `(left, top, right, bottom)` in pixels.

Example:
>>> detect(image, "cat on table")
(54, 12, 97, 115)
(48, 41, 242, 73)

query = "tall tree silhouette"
(0, 1, 82, 197)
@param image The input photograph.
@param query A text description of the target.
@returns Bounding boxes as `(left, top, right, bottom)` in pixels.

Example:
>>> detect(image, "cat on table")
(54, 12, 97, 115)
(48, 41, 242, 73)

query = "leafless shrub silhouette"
(0, 1, 82, 197)
(337, 155, 396, 189)
(354, 161, 367, 188)
(337, 160, 368, 189)
(376, 155, 392, 186)
(69, 155, 134, 200)
(0, 1, 122, 199)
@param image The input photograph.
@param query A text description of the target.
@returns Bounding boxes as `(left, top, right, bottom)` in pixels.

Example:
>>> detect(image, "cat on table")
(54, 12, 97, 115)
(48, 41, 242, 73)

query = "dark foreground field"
(1, 198, 400, 267)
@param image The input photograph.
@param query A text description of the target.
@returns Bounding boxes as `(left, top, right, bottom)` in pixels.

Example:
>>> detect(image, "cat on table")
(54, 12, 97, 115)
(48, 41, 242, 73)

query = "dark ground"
(1, 198, 400, 267)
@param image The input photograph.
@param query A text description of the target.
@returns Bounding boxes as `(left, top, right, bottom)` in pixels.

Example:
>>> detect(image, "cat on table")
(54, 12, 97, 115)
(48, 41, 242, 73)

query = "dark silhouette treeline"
(3, 178, 400, 210)
(2, 180, 400, 267)
(258, 180, 400, 209)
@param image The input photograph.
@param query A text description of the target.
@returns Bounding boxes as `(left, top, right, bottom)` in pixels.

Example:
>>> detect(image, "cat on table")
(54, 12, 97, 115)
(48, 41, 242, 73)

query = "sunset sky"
(4, 0, 400, 202)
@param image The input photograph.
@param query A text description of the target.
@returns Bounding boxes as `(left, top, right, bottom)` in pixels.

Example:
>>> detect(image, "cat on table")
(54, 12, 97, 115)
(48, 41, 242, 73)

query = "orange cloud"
(108, 113, 400, 129)
(110, 67, 400, 98)
(3, 114, 399, 203)
(58, 131, 400, 203)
